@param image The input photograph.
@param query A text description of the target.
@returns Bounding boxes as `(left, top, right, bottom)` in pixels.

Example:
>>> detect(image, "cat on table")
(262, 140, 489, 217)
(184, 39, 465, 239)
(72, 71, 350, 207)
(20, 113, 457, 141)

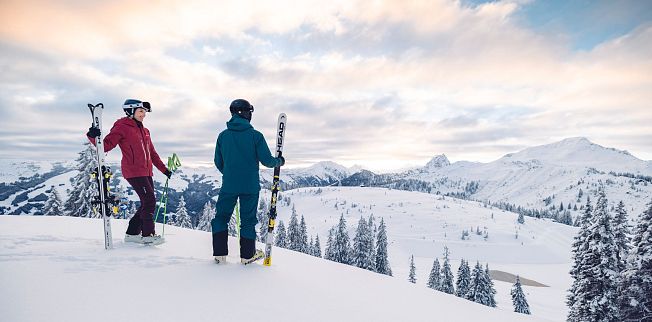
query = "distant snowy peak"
(282, 161, 352, 185)
(425, 154, 451, 169)
(303, 161, 350, 175)
(500, 137, 650, 173)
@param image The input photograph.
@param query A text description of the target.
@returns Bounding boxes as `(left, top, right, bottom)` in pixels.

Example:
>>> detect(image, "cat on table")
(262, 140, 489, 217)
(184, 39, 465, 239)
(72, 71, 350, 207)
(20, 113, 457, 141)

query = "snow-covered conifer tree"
(619, 202, 652, 321)
(352, 216, 374, 271)
(275, 220, 288, 248)
(455, 259, 471, 298)
(440, 246, 455, 294)
(567, 188, 619, 322)
(368, 214, 377, 272)
(375, 218, 392, 276)
(485, 264, 497, 308)
(613, 200, 630, 273)
(287, 209, 301, 252)
(331, 214, 351, 264)
(426, 258, 441, 290)
(313, 234, 322, 258)
(511, 275, 531, 314)
(517, 213, 525, 224)
(196, 201, 214, 232)
(42, 186, 64, 216)
(324, 227, 335, 261)
(408, 255, 417, 284)
(64, 143, 98, 217)
(174, 196, 193, 229)
(467, 261, 495, 307)
(299, 215, 309, 253)
(567, 195, 593, 321)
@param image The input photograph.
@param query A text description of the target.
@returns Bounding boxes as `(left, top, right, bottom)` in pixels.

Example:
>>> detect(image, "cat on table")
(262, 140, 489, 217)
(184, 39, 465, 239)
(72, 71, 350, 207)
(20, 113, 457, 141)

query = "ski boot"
(214, 256, 227, 264)
(142, 233, 165, 246)
(241, 249, 264, 265)
(124, 233, 142, 243)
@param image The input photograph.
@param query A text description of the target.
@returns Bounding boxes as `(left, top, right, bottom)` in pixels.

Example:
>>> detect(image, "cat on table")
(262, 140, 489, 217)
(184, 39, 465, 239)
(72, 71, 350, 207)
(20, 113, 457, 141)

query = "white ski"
(264, 113, 287, 266)
(88, 103, 113, 250)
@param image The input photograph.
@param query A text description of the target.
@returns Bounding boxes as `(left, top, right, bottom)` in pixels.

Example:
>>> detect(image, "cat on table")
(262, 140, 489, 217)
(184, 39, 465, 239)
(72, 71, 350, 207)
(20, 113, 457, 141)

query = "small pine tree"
(367, 214, 377, 272)
(196, 201, 214, 232)
(313, 234, 322, 258)
(287, 209, 301, 252)
(174, 196, 192, 229)
(275, 220, 288, 248)
(517, 212, 525, 224)
(352, 216, 374, 271)
(299, 215, 309, 254)
(313, 234, 321, 258)
(511, 275, 531, 315)
(485, 264, 497, 308)
(375, 218, 392, 276)
(439, 246, 455, 294)
(467, 261, 496, 307)
(426, 258, 441, 290)
(408, 255, 417, 284)
(331, 214, 352, 264)
(455, 259, 471, 298)
(42, 186, 64, 216)
(324, 227, 335, 261)
(64, 143, 99, 217)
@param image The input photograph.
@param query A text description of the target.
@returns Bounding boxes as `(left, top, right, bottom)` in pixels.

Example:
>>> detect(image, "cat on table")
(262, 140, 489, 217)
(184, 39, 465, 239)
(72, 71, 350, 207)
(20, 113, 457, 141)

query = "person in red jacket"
(87, 99, 171, 245)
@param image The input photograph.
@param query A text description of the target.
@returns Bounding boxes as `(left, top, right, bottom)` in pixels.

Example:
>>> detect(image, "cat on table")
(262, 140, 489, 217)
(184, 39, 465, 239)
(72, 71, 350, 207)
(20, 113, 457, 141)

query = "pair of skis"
(263, 113, 287, 266)
(88, 103, 117, 250)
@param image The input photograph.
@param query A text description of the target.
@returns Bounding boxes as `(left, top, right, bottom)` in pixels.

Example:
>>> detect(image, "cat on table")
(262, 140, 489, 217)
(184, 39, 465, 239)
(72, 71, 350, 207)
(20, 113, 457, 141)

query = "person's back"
(211, 99, 285, 264)
(215, 114, 279, 194)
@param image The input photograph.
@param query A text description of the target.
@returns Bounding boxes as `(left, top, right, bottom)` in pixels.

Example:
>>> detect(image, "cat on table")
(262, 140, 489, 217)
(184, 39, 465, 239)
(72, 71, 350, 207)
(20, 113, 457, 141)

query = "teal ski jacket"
(214, 115, 282, 193)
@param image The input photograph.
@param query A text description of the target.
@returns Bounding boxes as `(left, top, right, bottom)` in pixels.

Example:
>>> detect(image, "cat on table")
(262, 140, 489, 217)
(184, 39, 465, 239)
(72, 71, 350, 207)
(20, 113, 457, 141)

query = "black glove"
(164, 169, 172, 179)
(87, 126, 101, 138)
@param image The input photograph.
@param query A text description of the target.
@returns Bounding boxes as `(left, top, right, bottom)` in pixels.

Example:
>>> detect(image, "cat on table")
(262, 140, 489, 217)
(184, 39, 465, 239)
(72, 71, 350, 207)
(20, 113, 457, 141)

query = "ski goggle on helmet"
(123, 99, 151, 116)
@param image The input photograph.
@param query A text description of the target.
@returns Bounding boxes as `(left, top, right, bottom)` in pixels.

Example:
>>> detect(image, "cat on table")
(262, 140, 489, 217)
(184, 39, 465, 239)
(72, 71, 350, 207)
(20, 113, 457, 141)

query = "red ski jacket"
(88, 117, 167, 179)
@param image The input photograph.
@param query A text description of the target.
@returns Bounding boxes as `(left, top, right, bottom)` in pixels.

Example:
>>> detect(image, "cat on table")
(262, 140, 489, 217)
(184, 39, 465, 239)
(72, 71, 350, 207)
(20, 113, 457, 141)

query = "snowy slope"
(0, 216, 548, 322)
(264, 186, 576, 321)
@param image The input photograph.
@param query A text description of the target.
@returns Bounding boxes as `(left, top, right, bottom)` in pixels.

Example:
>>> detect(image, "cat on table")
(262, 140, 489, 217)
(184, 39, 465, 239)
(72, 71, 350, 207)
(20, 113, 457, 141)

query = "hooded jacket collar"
(226, 115, 253, 132)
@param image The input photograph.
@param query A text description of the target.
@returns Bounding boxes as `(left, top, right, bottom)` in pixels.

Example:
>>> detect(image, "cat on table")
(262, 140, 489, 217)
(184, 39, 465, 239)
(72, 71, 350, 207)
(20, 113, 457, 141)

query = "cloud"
(0, 0, 651, 169)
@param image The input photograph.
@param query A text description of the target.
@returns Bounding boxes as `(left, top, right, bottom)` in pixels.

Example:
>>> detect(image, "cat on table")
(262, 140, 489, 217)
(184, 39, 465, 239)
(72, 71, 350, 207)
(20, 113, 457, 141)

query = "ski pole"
(154, 153, 181, 236)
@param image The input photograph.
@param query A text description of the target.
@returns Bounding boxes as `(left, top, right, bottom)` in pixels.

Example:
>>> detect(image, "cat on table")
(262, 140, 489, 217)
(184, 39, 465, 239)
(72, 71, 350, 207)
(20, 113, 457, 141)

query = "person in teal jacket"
(211, 99, 285, 264)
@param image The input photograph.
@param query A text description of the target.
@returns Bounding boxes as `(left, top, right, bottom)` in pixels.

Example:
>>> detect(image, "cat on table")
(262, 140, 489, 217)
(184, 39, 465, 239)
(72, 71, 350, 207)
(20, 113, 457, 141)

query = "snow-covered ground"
(0, 216, 548, 322)
(266, 186, 576, 321)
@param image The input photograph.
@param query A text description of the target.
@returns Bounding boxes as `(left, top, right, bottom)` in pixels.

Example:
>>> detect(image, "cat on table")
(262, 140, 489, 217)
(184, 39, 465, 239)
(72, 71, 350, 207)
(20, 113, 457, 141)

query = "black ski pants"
(125, 176, 156, 236)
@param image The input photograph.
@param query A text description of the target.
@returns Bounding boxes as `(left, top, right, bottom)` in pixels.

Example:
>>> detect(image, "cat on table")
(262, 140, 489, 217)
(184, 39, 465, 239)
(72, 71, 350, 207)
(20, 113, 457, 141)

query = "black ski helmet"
(229, 99, 254, 121)
(123, 99, 151, 117)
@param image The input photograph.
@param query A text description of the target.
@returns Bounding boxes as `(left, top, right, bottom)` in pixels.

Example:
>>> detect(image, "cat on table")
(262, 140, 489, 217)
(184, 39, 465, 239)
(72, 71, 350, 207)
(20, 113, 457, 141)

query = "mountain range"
(1, 137, 650, 218)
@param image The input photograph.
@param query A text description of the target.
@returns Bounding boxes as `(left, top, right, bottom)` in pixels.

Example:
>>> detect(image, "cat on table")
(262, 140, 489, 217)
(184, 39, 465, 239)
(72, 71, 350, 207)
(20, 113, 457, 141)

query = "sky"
(0, 0, 651, 171)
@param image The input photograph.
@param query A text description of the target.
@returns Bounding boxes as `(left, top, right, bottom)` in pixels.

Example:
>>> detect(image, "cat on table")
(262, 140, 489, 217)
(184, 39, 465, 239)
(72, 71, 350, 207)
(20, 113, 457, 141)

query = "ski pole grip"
(167, 153, 181, 172)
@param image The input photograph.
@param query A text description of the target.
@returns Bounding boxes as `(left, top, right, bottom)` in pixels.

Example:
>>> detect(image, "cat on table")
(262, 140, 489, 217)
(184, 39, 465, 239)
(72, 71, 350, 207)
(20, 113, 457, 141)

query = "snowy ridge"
(401, 137, 652, 215)
(0, 216, 548, 322)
